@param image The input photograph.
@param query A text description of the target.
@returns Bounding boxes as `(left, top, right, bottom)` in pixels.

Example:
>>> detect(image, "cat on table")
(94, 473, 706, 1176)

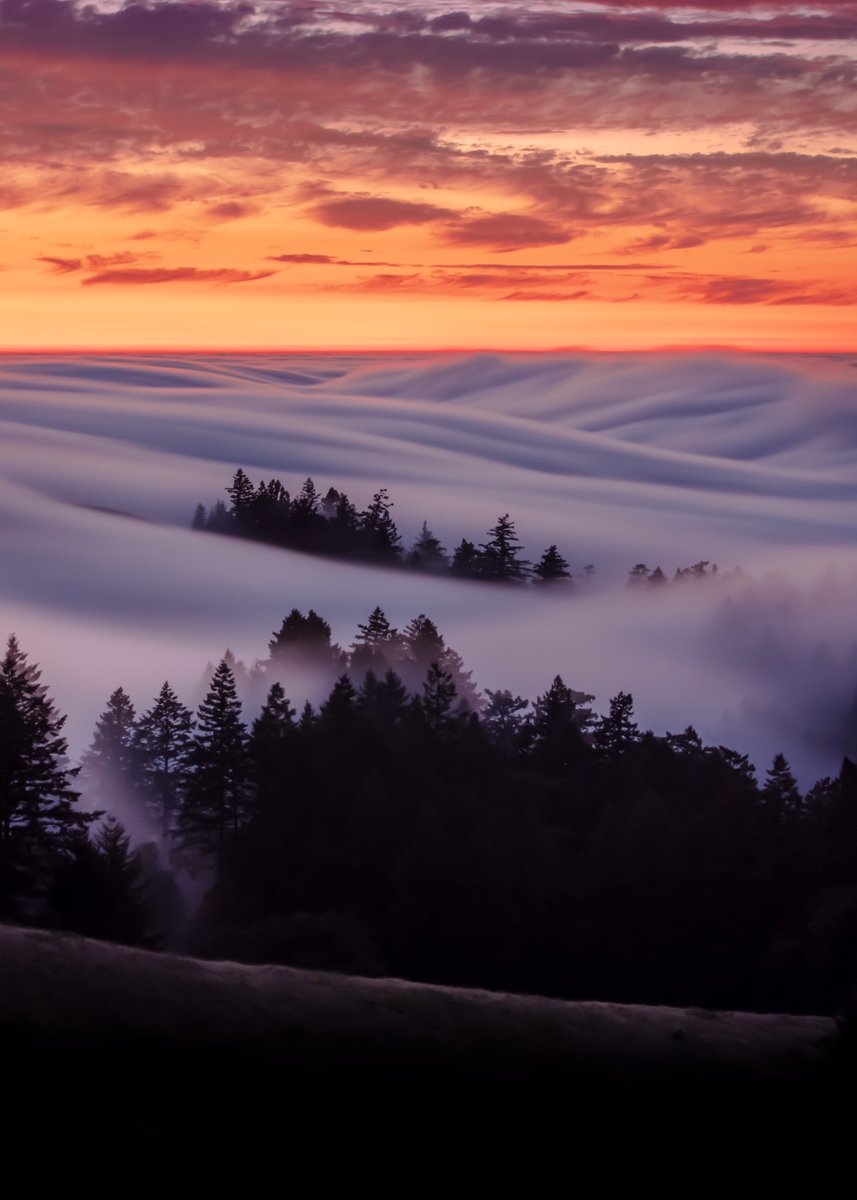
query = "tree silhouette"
(0, 634, 91, 909)
(593, 692, 640, 758)
(248, 682, 296, 811)
(192, 503, 207, 530)
(135, 682, 194, 839)
(360, 488, 401, 562)
(450, 538, 481, 578)
(80, 686, 139, 811)
(762, 753, 803, 819)
(419, 662, 458, 733)
(483, 689, 528, 755)
(407, 522, 448, 572)
(533, 545, 571, 584)
(479, 514, 529, 582)
(179, 660, 250, 863)
(226, 468, 255, 529)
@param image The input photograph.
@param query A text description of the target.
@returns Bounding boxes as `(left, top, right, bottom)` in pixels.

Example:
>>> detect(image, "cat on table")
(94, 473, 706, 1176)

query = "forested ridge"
(193, 468, 721, 585)
(1, 610, 856, 1018)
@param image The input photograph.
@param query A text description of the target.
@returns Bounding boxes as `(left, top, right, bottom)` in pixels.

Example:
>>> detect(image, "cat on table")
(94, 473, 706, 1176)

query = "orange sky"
(1, 1, 855, 350)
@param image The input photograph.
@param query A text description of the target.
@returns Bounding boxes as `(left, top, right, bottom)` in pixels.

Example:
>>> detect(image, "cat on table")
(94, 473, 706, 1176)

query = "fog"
(1, 351, 855, 785)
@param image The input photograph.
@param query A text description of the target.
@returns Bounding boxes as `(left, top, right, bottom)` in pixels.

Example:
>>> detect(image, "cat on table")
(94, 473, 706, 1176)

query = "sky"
(0, 0, 855, 350)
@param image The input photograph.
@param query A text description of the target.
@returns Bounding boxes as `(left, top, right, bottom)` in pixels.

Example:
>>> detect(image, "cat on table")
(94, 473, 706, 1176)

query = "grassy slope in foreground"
(0, 925, 837, 1099)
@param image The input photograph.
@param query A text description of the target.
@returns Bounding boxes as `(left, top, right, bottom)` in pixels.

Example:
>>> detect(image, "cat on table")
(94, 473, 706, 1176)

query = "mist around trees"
(2, 608, 857, 1017)
(194, 469, 724, 588)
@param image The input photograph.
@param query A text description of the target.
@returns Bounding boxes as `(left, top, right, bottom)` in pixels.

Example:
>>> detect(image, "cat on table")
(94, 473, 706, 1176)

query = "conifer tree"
(352, 606, 400, 675)
(321, 486, 341, 519)
(762, 753, 804, 818)
(479, 514, 529, 582)
(320, 674, 359, 725)
(80, 687, 139, 810)
(593, 692, 640, 759)
(648, 566, 667, 584)
(533, 545, 571, 584)
(402, 614, 445, 670)
(450, 538, 481, 578)
(179, 660, 249, 862)
(249, 683, 296, 810)
(483, 689, 529, 754)
(628, 563, 649, 585)
(0, 635, 91, 906)
(226, 468, 255, 527)
(293, 477, 321, 519)
(358, 669, 408, 725)
(135, 682, 194, 839)
(420, 662, 458, 733)
(192, 503, 207, 530)
(206, 498, 231, 532)
(360, 488, 401, 562)
(407, 522, 449, 572)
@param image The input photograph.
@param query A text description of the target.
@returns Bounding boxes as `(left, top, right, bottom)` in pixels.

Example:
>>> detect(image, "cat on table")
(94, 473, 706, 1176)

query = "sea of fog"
(0, 351, 855, 785)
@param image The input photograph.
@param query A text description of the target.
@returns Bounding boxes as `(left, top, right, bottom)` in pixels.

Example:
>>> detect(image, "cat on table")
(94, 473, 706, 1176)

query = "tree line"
(2, 615, 856, 1017)
(192, 469, 724, 586)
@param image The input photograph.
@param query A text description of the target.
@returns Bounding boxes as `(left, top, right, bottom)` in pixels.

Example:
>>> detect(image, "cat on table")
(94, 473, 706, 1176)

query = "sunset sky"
(1, 0, 855, 350)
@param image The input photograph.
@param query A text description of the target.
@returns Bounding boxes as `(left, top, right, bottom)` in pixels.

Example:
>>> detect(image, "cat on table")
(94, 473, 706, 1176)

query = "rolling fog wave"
(0, 351, 855, 783)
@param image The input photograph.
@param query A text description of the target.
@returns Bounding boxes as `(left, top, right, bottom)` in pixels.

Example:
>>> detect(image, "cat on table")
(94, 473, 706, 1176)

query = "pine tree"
(135, 682, 194, 839)
(628, 563, 649, 585)
(80, 687, 139, 810)
(268, 609, 336, 669)
(320, 674, 359, 725)
(479, 514, 529, 582)
(226, 468, 255, 528)
(192, 503, 207, 530)
(293, 477, 321, 519)
(483, 689, 528, 754)
(420, 662, 458, 733)
(360, 488, 401, 563)
(593, 692, 640, 759)
(0, 635, 92, 907)
(206, 498, 231, 532)
(321, 486, 341, 519)
(528, 675, 592, 771)
(533, 545, 571, 584)
(440, 646, 482, 713)
(352, 606, 400, 675)
(762, 753, 803, 818)
(402, 614, 445, 670)
(648, 566, 667, 585)
(358, 669, 408, 725)
(450, 538, 481, 578)
(179, 660, 250, 862)
(249, 682, 296, 810)
(406, 522, 448, 572)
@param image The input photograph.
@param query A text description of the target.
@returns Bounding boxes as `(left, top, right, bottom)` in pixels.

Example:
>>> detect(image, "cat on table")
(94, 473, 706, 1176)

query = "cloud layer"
(0, 350, 855, 783)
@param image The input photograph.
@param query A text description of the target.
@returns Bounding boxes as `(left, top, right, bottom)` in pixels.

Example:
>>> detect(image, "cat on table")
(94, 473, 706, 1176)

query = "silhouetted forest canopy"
(2, 614, 856, 1018)
(193, 469, 724, 585)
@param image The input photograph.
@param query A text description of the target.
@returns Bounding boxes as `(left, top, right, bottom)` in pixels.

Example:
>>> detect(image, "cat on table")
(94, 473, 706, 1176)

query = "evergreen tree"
(135, 682, 194, 839)
(648, 566, 667, 585)
(420, 663, 458, 733)
(248, 682, 296, 810)
(321, 486, 341, 519)
(406, 522, 448, 572)
(402, 614, 445, 670)
(483, 689, 528, 754)
(352, 606, 399, 674)
(80, 686, 139, 810)
(192, 503, 207, 530)
(628, 563, 649, 585)
(440, 646, 482, 713)
(293, 477, 321, 519)
(206, 498, 231, 532)
(358, 669, 408, 725)
(533, 545, 571, 584)
(226, 468, 255, 527)
(179, 661, 250, 862)
(529, 675, 591, 771)
(762, 753, 803, 818)
(593, 692, 640, 759)
(0, 635, 91, 907)
(268, 609, 336, 669)
(450, 538, 481, 578)
(360, 488, 401, 563)
(479, 514, 529, 582)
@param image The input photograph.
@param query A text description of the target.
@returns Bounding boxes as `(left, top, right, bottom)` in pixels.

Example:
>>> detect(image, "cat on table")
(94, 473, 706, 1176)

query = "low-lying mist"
(1, 350, 855, 786)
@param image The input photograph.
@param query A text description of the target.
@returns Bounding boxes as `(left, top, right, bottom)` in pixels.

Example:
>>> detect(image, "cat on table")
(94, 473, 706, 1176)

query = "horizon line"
(0, 344, 854, 356)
